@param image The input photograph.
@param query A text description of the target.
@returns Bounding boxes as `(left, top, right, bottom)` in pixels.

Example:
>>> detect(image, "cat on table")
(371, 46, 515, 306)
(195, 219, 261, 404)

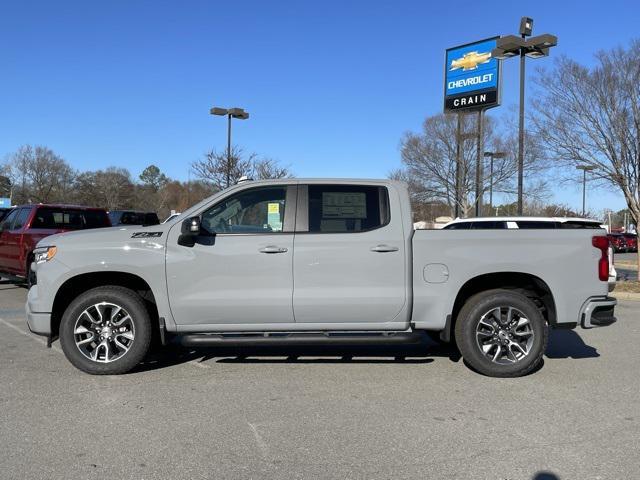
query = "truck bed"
(410, 229, 609, 330)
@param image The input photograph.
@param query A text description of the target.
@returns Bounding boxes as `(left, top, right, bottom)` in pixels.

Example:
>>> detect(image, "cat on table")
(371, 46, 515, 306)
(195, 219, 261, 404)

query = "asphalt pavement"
(1, 281, 639, 480)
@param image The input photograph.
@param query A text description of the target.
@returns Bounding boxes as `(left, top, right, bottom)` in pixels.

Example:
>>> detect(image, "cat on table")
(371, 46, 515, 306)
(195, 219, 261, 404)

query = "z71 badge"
(131, 231, 163, 238)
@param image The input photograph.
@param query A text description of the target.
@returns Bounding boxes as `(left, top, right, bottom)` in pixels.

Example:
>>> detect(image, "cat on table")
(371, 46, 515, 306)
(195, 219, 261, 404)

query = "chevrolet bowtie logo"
(450, 51, 491, 71)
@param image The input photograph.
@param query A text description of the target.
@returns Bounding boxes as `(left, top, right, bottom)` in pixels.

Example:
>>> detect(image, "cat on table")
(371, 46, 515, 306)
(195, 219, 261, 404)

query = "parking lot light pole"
(491, 18, 557, 215)
(576, 165, 596, 217)
(483, 151, 506, 210)
(210, 106, 250, 188)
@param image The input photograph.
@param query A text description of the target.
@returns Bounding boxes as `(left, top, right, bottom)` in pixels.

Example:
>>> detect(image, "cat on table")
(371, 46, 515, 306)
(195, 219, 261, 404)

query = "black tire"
(454, 289, 548, 378)
(59, 286, 152, 375)
(25, 254, 34, 288)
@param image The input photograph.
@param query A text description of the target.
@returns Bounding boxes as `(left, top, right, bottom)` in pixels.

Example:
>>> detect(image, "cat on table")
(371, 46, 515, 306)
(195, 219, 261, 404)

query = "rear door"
(292, 183, 407, 325)
(4, 207, 32, 273)
(0, 209, 19, 273)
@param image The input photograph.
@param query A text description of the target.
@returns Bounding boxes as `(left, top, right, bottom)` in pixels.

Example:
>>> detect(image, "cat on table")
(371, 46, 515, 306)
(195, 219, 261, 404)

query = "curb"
(612, 292, 640, 302)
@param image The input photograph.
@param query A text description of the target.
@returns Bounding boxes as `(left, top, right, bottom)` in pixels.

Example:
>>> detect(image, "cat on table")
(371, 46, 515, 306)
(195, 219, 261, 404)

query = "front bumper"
(580, 296, 617, 328)
(25, 287, 52, 336)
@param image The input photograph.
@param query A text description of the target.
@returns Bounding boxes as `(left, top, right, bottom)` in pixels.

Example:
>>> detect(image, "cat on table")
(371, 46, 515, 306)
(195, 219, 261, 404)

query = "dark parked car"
(443, 217, 603, 230)
(622, 233, 638, 252)
(0, 204, 111, 282)
(607, 233, 628, 253)
(108, 210, 160, 226)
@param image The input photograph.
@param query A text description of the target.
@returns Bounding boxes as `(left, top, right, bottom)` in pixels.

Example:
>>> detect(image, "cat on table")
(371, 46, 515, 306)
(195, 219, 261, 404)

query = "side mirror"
(182, 216, 201, 235)
(178, 216, 201, 247)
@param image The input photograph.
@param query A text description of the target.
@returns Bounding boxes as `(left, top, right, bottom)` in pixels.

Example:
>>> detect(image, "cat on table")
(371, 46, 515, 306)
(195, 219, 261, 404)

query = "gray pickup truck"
(26, 179, 617, 377)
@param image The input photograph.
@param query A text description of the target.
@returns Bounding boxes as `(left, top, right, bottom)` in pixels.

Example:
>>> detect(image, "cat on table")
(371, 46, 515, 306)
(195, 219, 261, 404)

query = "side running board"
(176, 332, 423, 348)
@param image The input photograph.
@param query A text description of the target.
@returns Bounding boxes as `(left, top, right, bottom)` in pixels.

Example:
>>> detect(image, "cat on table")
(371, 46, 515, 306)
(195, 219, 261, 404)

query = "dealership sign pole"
(444, 37, 501, 217)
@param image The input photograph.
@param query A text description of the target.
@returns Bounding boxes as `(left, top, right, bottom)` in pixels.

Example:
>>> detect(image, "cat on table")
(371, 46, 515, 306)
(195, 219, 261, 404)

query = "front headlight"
(33, 246, 57, 264)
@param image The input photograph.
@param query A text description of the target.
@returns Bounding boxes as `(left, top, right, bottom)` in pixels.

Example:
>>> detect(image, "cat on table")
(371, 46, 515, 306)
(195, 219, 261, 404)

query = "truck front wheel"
(59, 286, 152, 375)
(454, 289, 548, 378)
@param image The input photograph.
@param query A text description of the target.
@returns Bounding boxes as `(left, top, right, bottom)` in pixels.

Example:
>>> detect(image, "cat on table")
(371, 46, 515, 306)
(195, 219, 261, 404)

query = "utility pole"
(475, 110, 484, 217)
(576, 164, 596, 217)
(491, 18, 558, 215)
(210, 106, 249, 189)
(455, 114, 462, 218)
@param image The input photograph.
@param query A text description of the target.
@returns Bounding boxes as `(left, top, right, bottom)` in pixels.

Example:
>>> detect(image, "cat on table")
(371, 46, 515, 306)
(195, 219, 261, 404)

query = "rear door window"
(306, 185, 389, 233)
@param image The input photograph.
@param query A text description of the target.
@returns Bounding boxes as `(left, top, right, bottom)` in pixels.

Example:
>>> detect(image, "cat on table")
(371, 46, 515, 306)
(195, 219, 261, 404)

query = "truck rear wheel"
(454, 289, 548, 378)
(59, 286, 152, 375)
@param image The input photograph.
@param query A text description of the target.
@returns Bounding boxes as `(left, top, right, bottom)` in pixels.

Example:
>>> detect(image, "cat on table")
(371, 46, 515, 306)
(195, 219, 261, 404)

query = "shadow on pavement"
(0, 279, 28, 290)
(532, 471, 560, 480)
(133, 338, 462, 373)
(545, 329, 599, 359)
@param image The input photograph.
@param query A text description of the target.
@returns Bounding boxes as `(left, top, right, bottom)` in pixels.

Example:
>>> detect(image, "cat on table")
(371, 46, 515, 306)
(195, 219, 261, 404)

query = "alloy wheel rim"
(475, 306, 534, 365)
(73, 302, 135, 363)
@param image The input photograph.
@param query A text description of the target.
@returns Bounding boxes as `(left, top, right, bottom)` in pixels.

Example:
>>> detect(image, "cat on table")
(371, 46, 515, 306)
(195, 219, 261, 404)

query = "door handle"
(259, 246, 288, 254)
(370, 245, 399, 253)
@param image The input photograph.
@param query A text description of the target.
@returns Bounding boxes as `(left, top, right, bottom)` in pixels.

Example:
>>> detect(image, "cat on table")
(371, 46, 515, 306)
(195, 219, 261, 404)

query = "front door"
(292, 184, 407, 325)
(166, 185, 296, 327)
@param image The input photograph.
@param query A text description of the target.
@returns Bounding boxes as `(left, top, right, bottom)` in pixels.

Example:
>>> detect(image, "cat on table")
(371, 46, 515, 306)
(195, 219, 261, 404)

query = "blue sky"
(1, 0, 638, 213)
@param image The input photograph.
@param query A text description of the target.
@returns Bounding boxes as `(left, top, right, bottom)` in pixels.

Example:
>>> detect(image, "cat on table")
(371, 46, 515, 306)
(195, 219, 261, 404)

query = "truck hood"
(36, 225, 170, 249)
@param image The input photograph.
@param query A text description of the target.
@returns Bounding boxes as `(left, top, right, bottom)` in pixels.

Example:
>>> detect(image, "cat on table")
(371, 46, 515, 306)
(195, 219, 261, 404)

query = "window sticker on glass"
(322, 192, 367, 219)
(267, 202, 282, 231)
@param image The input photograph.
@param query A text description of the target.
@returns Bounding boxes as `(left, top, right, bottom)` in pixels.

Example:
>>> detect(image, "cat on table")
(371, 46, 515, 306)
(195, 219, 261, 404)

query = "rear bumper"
(580, 296, 617, 329)
(25, 289, 52, 336)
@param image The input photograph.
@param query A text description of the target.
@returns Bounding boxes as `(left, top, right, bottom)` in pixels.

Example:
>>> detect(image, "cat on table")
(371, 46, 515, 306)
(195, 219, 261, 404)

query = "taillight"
(592, 236, 609, 281)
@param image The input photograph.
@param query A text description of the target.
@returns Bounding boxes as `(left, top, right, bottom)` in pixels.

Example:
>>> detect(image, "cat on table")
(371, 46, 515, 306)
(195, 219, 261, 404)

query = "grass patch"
(615, 281, 640, 293)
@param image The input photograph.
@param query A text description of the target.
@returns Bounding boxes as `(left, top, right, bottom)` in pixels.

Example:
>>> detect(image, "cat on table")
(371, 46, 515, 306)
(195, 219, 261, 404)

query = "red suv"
(622, 233, 638, 252)
(0, 204, 110, 282)
(607, 233, 628, 253)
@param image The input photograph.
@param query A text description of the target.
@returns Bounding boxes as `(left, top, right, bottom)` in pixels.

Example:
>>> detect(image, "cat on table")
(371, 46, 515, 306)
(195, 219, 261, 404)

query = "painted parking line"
(0, 316, 212, 371)
(0, 317, 63, 354)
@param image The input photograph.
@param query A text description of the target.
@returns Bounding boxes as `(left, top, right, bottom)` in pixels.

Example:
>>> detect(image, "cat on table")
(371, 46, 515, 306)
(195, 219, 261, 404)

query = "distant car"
(108, 210, 160, 226)
(608, 233, 628, 253)
(0, 204, 111, 282)
(443, 216, 615, 291)
(622, 233, 638, 252)
(443, 217, 603, 230)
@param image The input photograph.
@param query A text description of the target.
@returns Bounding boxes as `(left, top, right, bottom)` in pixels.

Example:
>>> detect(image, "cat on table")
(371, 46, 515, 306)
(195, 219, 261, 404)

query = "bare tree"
(192, 147, 254, 190)
(192, 147, 291, 190)
(76, 167, 134, 210)
(6, 145, 76, 204)
(252, 158, 291, 180)
(532, 40, 640, 278)
(396, 113, 547, 218)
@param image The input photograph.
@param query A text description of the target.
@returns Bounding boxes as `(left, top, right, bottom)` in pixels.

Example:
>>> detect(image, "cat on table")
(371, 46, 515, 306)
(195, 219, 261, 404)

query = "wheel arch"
(443, 272, 556, 342)
(51, 271, 160, 338)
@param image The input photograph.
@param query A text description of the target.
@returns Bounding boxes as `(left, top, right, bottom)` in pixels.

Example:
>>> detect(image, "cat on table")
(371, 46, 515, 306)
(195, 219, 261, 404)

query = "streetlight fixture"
(491, 18, 558, 215)
(483, 151, 507, 211)
(576, 164, 596, 217)
(210, 106, 250, 188)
